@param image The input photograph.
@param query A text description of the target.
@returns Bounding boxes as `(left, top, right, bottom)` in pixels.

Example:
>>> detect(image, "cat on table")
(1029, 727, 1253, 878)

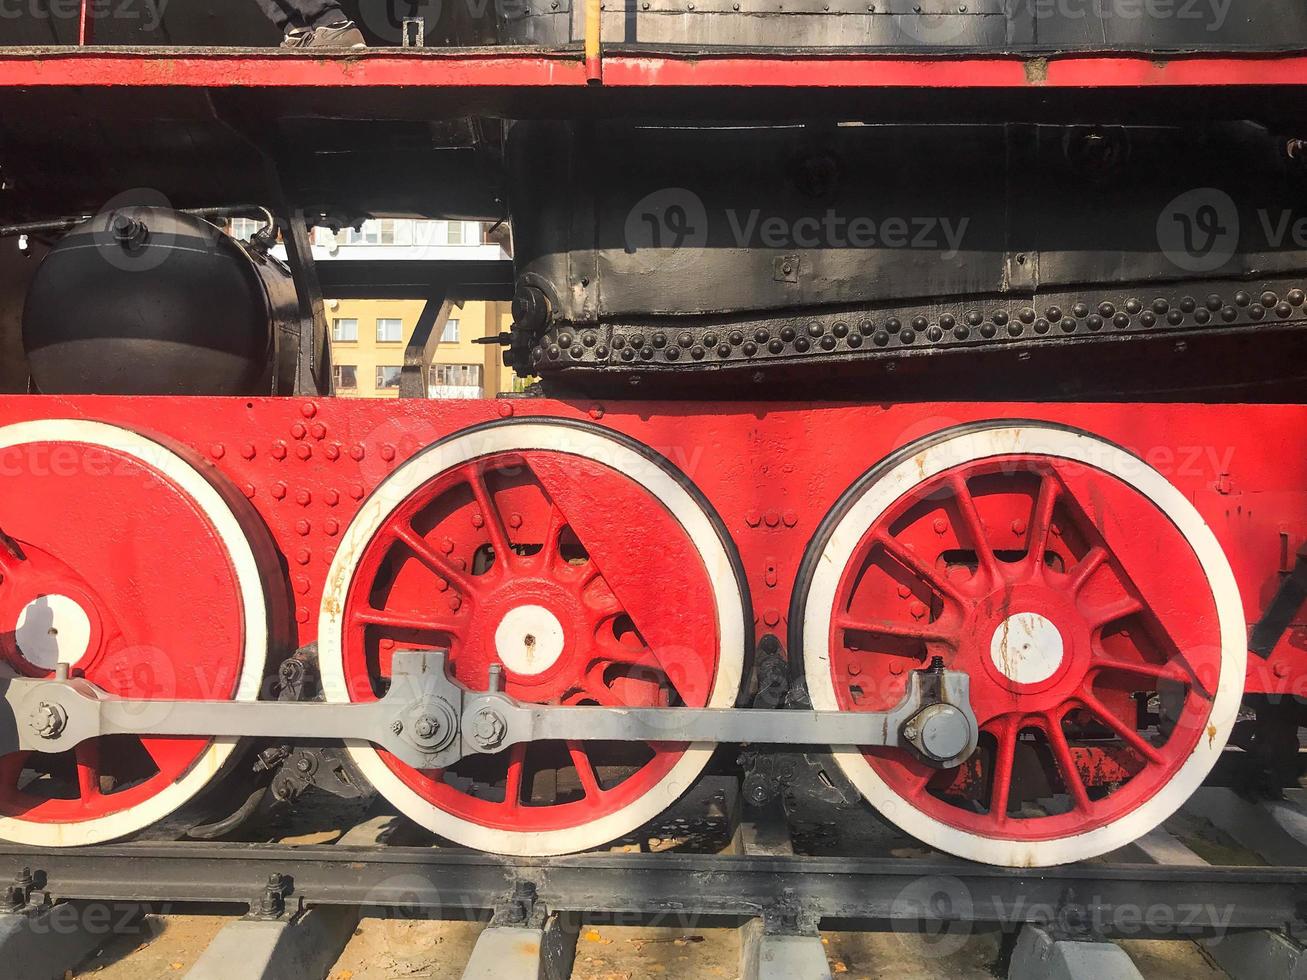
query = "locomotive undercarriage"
(0, 48, 1304, 963)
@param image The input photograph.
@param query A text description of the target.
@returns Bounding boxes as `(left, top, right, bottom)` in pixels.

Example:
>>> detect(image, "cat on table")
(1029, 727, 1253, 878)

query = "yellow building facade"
(326, 297, 518, 399)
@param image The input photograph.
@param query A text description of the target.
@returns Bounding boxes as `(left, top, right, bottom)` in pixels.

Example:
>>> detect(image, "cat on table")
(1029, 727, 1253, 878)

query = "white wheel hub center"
(495, 604, 566, 676)
(15, 594, 92, 671)
(989, 611, 1064, 686)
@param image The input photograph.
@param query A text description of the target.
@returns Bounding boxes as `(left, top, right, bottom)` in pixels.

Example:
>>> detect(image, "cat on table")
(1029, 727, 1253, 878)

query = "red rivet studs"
(311, 423, 327, 441)
(497, 401, 514, 418)
(509, 513, 523, 529)
(350, 445, 365, 461)
(349, 484, 365, 501)
(449, 596, 462, 611)
(745, 512, 762, 528)
(381, 444, 396, 462)
(763, 610, 781, 627)
(325, 489, 340, 506)
(1274, 663, 1291, 678)
(933, 518, 949, 535)
(296, 444, 312, 461)
(296, 549, 312, 566)
(272, 482, 288, 500)
(764, 510, 781, 528)
(325, 444, 340, 461)
(589, 404, 605, 420)
(271, 442, 288, 461)
(210, 444, 225, 459)
(241, 443, 257, 460)
(242, 484, 256, 499)
(1011, 518, 1027, 536)
(296, 520, 311, 536)
(910, 602, 927, 620)
(294, 576, 310, 595)
(782, 511, 798, 528)
(472, 513, 485, 529)
(291, 422, 307, 440)
(301, 402, 317, 419)
(296, 490, 312, 506)
(296, 608, 310, 624)
(325, 518, 340, 536)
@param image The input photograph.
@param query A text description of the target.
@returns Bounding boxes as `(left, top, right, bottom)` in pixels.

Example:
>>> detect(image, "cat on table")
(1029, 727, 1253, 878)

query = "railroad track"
(1, 782, 1304, 980)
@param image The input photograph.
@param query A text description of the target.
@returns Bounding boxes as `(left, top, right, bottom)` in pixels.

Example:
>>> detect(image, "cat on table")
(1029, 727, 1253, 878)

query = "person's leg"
(289, 0, 350, 29)
(250, 0, 294, 31)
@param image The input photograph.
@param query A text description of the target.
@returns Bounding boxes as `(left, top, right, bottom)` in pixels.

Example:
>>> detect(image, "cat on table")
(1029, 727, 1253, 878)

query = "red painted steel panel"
(0, 49, 1305, 90)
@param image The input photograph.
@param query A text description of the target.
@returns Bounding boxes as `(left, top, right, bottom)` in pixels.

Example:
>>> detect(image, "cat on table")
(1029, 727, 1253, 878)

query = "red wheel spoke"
(1066, 545, 1108, 594)
(501, 743, 527, 809)
(75, 742, 101, 803)
(1088, 656, 1191, 687)
(1027, 474, 1061, 574)
(1043, 716, 1092, 813)
(988, 718, 1018, 823)
(390, 522, 474, 594)
(948, 475, 1000, 582)
(874, 532, 965, 606)
(0, 529, 22, 574)
(539, 503, 567, 568)
(1088, 596, 1145, 629)
(353, 608, 458, 634)
(1076, 692, 1165, 765)
(837, 615, 953, 646)
(0, 753, 25, 789)
(567, 741, 605, 799)
(467, 466, 513, 570)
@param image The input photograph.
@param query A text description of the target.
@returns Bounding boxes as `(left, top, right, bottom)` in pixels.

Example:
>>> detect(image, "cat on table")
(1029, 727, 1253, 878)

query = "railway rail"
(1, 784, 1305, 979)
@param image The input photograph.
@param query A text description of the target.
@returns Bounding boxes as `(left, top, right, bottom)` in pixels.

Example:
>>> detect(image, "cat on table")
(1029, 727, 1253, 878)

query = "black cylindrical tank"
(22, 207, 278, 396)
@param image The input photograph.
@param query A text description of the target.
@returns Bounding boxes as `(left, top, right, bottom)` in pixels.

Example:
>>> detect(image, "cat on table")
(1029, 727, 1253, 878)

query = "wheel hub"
(988, 612, 1063, 687)
(494, 603, 567, 677)
(15, 594, 93, 672)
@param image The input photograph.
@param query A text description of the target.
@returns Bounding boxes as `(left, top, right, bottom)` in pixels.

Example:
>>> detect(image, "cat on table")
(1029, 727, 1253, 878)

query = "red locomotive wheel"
(0, 420, 272, 845)
(318, 421, 746, 855)
(800, 423, 1245, 866)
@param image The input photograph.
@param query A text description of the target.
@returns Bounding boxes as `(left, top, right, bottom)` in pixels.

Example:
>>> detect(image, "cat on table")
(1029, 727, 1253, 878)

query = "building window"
(332, 318, 358, 343)
(431, 364, 483, 388)
(376, 366, 403, 390)
(376, 318, 404, 343)
(440, 318, 460, 343)
(228, 217, 261, 242)
(333, 365, 358, 390)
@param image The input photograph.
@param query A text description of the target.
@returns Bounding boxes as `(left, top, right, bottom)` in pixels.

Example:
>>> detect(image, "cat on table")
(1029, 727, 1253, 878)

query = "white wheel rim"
(318, 421, 745, 856)
(802, 423, 1245, 867)
(0, 420, 269, 847)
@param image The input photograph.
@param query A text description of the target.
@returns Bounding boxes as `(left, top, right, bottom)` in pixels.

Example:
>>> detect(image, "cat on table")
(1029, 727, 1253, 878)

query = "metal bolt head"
(902, 723, 919, 742)
(33, 702, 67, 740)
(472, 709, 507, 749)
(390, 720, 404, 736)
(414, 716, 441, 740)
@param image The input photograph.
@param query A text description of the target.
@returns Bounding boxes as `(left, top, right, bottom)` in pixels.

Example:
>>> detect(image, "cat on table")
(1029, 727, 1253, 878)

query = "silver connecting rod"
(0, 652, 979, 772)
